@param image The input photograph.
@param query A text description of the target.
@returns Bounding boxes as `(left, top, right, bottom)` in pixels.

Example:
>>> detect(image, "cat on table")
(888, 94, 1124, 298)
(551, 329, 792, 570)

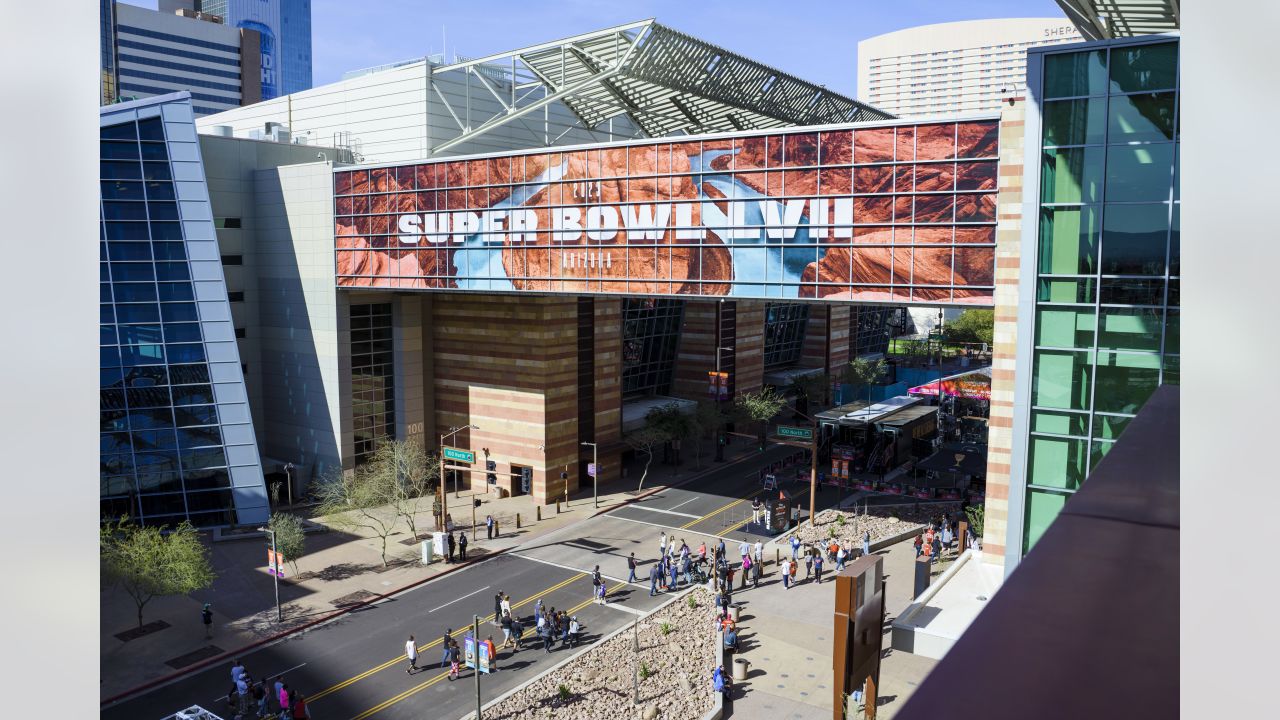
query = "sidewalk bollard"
(556, 499, 561, 514)
(494, 520, 500, 538)
(516, 513, 521, 530)
(536, 506, 542, 522)
(775, 548, 780, 567)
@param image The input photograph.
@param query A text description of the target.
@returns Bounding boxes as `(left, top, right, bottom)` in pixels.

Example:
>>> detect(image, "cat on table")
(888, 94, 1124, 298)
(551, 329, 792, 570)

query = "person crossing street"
(404, 635, 419, 674)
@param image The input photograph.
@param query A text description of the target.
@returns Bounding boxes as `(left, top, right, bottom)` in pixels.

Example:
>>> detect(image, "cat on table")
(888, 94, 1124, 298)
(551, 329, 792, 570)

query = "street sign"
(777, 425, 813, 440)
(443, 446, 475, 464)
(479, 641, 492, 674)
(266, 549, 284, 578)
(464, 635, 477, 670)
(587, 463, 597, 478)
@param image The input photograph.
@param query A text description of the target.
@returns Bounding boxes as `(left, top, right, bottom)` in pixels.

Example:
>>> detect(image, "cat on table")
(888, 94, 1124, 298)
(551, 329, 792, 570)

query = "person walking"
(738, 540, 750, 564)
(289, 692, 311, 719)
(669, 557, 680, 590)
(862, 529, 871, 558)
(914, 533, 924, 558)
(740, 555, 751, 590)
(272, 676, 286, 715)
(447, 531, 456, 563)
(201, 603, 213, 639)
(440, 628, 453, 667)
(781, 558, 791, 589)
(836, 544, 847, 572)
(790, 534, 801, 561)
(751, 554, 762, 588)
(568, 616, 580, 648)
(753, 540, 763, 566)
(931, 533, 943, 561)
(941, 523, 953, 555)
(649, 563, 660, 596)
(627, 552, 638, 583)
(717, 537, 726, 560)
(659, 531, 667, 558)
(540, 620, 554, 654)
(485, 514, 494, 540)
(448, 639, 462, 681)
(804, 548, 814, 578)
(596, 578, 608, 605)
(458, 531, 468, 560)
(405, 635, 419, 674)
(500, 612, 513, 648)
(698, 541, 708, 563)
(494, 591, 504, 624)
(484, 635, 498, 673)
(814, 552, 825, 584)
(591, 565, 603, 601)
(510, 615, 524, 651)
(500, 593, 512, 619)
(254, 679, 270, 718)
(277, 683, 290, 718)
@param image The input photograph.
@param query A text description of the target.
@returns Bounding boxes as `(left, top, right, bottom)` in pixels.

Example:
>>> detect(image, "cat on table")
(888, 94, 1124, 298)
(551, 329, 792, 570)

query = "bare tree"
(365, 439, 438, 541)
(268, 512, 307, 576)
(625, 425, 668, 493)
(315, 467, 401, 568)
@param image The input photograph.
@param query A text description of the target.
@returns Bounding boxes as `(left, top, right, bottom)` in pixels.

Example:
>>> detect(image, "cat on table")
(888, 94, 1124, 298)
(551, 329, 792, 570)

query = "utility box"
(431, 532, 447, 561)
(421, 539, 434, 565)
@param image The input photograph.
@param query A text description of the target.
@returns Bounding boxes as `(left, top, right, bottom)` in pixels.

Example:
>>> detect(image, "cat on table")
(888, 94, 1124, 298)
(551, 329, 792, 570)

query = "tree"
(964, 504, 985, 538)
(268, 512, 306, 576)
(646, 402, 691, 466)
(100, 517, 216, 629)
(364, 439, 438, 541)
(625, 425, 668, 493)
(733, 387, 787, 450)
(315, 466, 401, 568)
(846, 357, 887, 405)
(944, 309, 994, 346)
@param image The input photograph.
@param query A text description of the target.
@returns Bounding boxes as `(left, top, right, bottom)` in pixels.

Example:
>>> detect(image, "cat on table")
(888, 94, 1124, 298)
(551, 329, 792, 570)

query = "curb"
(100, 545, 516, 708)
(454, 585, 709, 720)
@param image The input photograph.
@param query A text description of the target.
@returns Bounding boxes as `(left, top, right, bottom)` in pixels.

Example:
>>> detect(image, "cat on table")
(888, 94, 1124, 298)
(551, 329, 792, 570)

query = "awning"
(908, 367, 992, 400)
(916, 442, 987, 478)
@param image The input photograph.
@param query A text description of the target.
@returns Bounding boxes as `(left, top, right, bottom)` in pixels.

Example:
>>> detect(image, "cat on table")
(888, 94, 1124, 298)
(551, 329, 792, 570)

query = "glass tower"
(100, 93, 269, 527)
(203, 0, 312, 97)
(1012, 36, 1179, 554)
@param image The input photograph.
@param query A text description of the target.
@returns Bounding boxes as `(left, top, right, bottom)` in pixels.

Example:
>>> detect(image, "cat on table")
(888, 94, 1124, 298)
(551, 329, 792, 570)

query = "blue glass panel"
(103, 201, 148, 221)
(101, 388, 126, 410)
(103, 222, 149, 241)
(100, 304, 114, 323)
(184, 490, 233, 513)
(116, 325, 163, 344)
(163, 323, 202, 343)
(126, 386, 172, 408)
(113, 283, 157, 303)
(137, 117, 164, 141)
(183, 469, 231, 491)
(101, 263, 110, 281)
(174, 404, 217, 427)
(127, 407, 175, 430)
(101, 161, 141, 180)
(152, 242, 186, 260)
(157, 282, 194, 301)
(139, 491, 187, 516)
(101, 410, 128, 432)
(101, 432, 132, 454)
(148, 202, 179, 221)
(102, 180, 145, 200)
(101, 141, 140, 160)
(140, 143, 169, 161)
(161, 303, 198, 322)
(144, 181, 175, 200)
(114, 304, 160, 324)
(100, 283, 112, 303)
(168, 364, 210, 384)
(110, 263, 154, 281)
(155, 262, 191, 281)
(100, 368, 124, 388)
(178, 426, 223, 449)
(124, 366, 168, 386)
(182, 447, 227, 471)
(166, 344, 206, 363)
(171, 384, 214, 406)
(132, 429, 178, 451)
(101, 122, 137, 141)
(100, 346, 121, 367)
(100, 325, 117, 345)
(107, 242, 152, 261)
(150, 222, 183, 240)
(142, 162, 172, 181)
(120, 344, 166, 366)
(101, 453, 134, 475)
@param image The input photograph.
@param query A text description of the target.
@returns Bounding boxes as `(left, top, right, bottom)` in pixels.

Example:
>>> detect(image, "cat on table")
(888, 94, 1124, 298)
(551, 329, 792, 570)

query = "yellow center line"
(679, 487, 766, 530)
(722, 487, 811, 535)
(351, 582, 627, 719)
(310, 573, 583, 702)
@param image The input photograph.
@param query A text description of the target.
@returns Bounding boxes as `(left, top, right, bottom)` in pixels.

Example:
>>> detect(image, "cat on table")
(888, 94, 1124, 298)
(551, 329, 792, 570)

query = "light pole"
(257, 525, 282, 623)
(714, 345, 732, 462)
(581, 441, 598, 508)
(283, 462, 294, 507)
(439, 424, 478, 532)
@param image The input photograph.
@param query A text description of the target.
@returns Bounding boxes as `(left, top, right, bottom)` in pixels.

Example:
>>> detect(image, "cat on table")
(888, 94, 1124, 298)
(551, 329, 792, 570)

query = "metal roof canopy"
(427, 18, 893, 155)
(1055, 0, 1180, 40)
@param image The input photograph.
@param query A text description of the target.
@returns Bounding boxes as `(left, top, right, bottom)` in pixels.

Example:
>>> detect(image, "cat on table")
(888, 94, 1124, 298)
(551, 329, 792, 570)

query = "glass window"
(1035, 306, 1095, 349)
(124, 366, 168, 387)
(148, 202, 179, 221)
(1044, 50, 1107, 99)
(1092, 413, 1132, 441)
(101, 122, 137, 141)
(145, 180, 176, 201)
(114, 303, 160, 324)
(101, 346, 121, 368)
(100, 324, 117, 345)
(1093, 351, 1161, 414)
(152, 242, 186, 261)
(157, 282, 195, 302)
(1037, 277, 1096, 304)
(182, 447, 227, 471)
(1109, 43, 1177, 93)
(166, 344, 206, 364)
(1163, 354, 1180, 385)
(1105, 144, 1175, 202)
(137, 117, 165, 141)
(140, 143, 169, 161)
(1024, 486, 1075, 548)
(155, 262, 191, 281)
(1028, 435, 1087, 490)
(113, 283, 157, 303)
(178, 426, 223, 449)
(171, 384, 214, 406)
(1043, 98, 1106, 146)
(1041, 147, 1104, 204)
(1031, 409, 1088, 437)
(183, 469, 231, 491)
(116, 325, 162, 345)
(169, 364, 211, 385)
(128, 407, 174, 430)
(150, 222, 183, 240)
(1097, 307, 1163, 352)
(139, 492, 187, 518)
(1090, 440, 1115, 470)
(120, 344, 165, 366)
(184, 489, 233, 513)
(1032, 349, 1092, 410)
(1108, 92, 1176, 143)
(102, 180, 144, 201)
(1165, 310, 1179, 354)
(103, 202, 148, 221)
(1100, 203, 1170, 275)
(1039, 206, 1099, 275)
(101, 161, 141, 180)
(174, 404, 218, 427)
(161, 303, 198, 323)
(164, 323, 202, 343)
(1169, 205, 1180, 276)
(110, 262, 154, 282)
(1101, 278, 1164, 305)
(142, 162, 172, 182)
(107, 242, 152, 262)
(103, 222, 149, 241)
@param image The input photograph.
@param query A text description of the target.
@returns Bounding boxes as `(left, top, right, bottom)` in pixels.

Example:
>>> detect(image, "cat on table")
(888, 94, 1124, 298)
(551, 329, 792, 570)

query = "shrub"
(660, 622, 672, 636)
(557, 684, 572, 702)
(828, 527, 838, 539)
(687, 595, 697, 609)
(640, 662, 653, 680)
(836, 514, 846, 526)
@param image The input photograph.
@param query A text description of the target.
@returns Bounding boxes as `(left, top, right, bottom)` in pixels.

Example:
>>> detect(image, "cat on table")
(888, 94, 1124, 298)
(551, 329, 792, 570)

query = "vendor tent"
(908, 367, 992, 400)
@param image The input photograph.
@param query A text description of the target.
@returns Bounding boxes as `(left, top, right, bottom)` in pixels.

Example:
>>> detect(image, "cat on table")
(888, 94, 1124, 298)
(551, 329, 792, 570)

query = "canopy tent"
(916, 442, 988, 483)
(908, 367, 992, 400)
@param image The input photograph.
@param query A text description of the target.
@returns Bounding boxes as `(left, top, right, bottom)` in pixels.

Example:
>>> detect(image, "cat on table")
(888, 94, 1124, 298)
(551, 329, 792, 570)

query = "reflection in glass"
(1032, 349, 1092, 410)
(1028, 437, 1087, 490)
(1093, 351, 1161, 414)
(1035, 307, 1095, 349)
(1109, 43, 1178, 94)
(1039, 206, 1099, 275)
(1108, 92, 1176, 143)
(1105, 144, 1175, 202)
(1041, 147, 1104, 204)
(1097, 308, 1163, 352)
(1043, 98, 1106, 146)
(1100, 203, 1170, 275)
(1044, 50, 1107, 99)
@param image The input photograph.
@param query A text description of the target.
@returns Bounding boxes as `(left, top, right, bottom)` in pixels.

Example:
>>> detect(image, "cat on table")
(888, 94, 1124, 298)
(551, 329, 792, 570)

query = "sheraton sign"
(335, 120, 1001, 305)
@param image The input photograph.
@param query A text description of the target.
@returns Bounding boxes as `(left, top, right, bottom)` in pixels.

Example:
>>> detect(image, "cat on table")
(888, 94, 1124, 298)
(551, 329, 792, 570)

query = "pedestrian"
(447, 531, 456, 563)
(541, 620, 554, 654)
(560, 611, 571, 647)
(781, 558, 791, 589)
(568, 615, 580, 648)
(494, 591, 503, 624)
(914, 534, 923, 557)
(814, 552, 825, 584)
(289, 692, 310, 720)
(941, 523, 953, 554)
(534, 598, 543, 624)
(790, 555, 798, 585)
(836, 544, 847, 572)
(501, 593, 512, 619)
(717, 537, 726, 559)
(659, 531, 667, 558)
(277, 683, 290, 718)
(440, 628, 453, 667)
(649, 563, 660, 596)
(405, 634, 419, 674)
(486, 513, 494, 540)
(790, 534, 801, 560)
(751, 497, 763, 524)
(458, 531, 468, 560)
(235, 672, 250, 715)
(627, 552, 638, 583)
(596, 578, 608, 605)
(510, 616, 524, 651)
(591, 564, 602, 601)
(740, 556, 750, 589)
(254, 678, 269, 717)
(273, 676, 286, 713)
(931, 534, 943, 561)
(500, 612, 513, 648)
(804, 548, 814, 578)
(448, 639, 462, 680)
(669, 557, 679, 590)
(726, 563, 736, 590)
(828, 539, 839, 563)
(484, 635, 498, 672)
(751, 555, 762, 588)
(739, 539, 750, 563)
(202, 602, 213, 639)
(862, 530, 871, 558)
(231, 659, 245, 684)
(698, 541, 707, 563)
(753, 540, 763, 565)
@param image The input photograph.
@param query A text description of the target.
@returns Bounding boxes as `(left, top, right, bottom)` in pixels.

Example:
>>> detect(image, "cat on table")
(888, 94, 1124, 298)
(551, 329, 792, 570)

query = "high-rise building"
(857, 18, 1083, 118)
(200, 0, 312, 97)
(107, 2, 264, 117)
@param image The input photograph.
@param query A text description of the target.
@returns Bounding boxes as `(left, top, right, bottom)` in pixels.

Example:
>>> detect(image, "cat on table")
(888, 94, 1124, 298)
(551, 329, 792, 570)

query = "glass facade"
(763, 303, 810, 368)
(350, 303, 395, 465)
(854, 307, 894, 357)
(100, 95, 268, 528)
(621, 298, 684, 397)
(1020, 37, 1179, 553)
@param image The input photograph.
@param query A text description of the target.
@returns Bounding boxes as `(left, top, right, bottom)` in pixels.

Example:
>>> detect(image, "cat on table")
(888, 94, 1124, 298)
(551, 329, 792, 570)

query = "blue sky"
(122, 0, 1066, 97)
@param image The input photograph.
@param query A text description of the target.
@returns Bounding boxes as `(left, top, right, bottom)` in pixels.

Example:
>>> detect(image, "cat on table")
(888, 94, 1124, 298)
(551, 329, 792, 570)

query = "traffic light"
(560, 471, 568, 481)
(486, 460, 497, 485)
(473, 498, 482, 508)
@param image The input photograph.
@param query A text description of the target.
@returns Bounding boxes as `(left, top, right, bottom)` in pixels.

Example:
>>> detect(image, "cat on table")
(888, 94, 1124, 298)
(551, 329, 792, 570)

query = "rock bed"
(787, 503, 961, 551)
(484, 587, 718, 720)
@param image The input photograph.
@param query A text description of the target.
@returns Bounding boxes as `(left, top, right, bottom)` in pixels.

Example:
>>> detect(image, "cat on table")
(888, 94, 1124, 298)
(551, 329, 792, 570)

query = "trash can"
(729, 602, 742, 622)
(421, 539, 434, 565)
(733, 657, 749, 681)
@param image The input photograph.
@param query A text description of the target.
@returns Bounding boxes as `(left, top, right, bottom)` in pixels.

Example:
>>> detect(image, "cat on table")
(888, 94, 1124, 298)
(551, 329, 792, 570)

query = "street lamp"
(283, 462, 295, 507)
(581, 441, 598, 508)
(714, 345, 732, 462)
(257, 525, 282, 623)
(439, 424, 478, 532)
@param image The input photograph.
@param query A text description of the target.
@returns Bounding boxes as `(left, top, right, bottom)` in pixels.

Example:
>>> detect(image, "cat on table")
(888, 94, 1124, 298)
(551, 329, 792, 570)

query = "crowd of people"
(225, 660, 310, 719)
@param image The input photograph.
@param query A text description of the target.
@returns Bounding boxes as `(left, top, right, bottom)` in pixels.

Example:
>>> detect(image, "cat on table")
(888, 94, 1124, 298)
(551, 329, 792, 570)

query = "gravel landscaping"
(484, 587, 718, 720)
(787, 502, 962, 551)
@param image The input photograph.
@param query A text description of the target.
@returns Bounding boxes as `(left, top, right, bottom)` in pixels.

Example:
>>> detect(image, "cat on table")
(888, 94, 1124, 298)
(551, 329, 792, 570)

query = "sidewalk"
(100, 437, 768, 703)
(725, 536, 954, 720)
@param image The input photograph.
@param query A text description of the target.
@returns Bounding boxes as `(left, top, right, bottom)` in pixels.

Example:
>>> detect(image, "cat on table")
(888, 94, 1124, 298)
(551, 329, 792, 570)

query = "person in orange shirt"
(483, 635, 498, 673)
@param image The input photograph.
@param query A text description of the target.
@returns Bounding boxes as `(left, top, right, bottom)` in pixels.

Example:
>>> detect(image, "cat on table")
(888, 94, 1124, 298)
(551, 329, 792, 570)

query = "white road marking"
(666, 497, 699, 511)
(212, 663, 307, 702)
(428, 585, 491, 613)
(597, 601, 647, 617)
(614, 504, 702, 519)
(601, 513, 730, 541)
(508, 552, 646, 589)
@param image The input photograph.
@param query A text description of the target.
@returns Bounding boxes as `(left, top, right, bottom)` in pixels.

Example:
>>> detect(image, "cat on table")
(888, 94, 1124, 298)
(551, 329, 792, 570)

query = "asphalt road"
(106, 443, 840, 720)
